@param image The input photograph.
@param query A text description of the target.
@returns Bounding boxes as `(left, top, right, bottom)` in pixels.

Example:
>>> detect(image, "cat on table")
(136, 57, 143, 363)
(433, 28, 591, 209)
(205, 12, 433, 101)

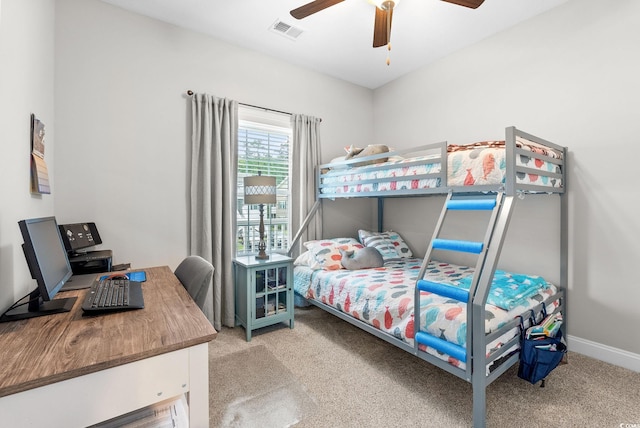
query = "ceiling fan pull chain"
(386, 8, 391, 66)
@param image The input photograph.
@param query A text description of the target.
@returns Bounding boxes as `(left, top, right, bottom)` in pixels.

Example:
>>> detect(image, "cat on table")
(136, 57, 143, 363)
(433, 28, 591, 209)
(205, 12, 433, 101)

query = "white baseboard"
(567, 335, 640, 373)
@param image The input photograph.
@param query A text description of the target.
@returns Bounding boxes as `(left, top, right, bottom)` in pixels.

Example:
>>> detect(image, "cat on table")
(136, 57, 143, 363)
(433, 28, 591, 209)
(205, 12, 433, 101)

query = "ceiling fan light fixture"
(371, 0, 398, 11)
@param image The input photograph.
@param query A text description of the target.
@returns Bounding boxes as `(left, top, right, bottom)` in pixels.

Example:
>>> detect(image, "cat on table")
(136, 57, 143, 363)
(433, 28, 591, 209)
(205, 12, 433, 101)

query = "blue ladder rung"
(447, 199, 496, 210)
(415, 331, 467, 362)
(417, 280, 469, 302)
(432, 238, 483, 254)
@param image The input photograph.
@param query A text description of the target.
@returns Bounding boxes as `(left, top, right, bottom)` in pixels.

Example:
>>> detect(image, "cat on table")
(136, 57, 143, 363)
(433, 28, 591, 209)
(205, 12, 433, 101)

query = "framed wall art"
(30, 114, 51, 194)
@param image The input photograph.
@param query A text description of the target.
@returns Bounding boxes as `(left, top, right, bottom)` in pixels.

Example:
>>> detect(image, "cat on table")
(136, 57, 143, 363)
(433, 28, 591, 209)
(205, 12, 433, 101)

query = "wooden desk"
(0, 266, 217, 427)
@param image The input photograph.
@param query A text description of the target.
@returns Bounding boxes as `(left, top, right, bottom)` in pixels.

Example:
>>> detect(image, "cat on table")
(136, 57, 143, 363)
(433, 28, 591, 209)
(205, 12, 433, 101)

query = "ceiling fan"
(290, 0, 485, 64)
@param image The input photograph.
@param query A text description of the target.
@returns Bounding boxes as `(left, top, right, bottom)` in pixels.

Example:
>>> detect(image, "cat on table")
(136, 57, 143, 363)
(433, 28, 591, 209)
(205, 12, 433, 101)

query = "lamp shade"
(244, 175, 277, 205)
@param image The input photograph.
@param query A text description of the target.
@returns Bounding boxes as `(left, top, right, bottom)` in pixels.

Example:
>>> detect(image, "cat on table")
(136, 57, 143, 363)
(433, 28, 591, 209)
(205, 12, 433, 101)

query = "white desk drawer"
(0, 348, 190, 428)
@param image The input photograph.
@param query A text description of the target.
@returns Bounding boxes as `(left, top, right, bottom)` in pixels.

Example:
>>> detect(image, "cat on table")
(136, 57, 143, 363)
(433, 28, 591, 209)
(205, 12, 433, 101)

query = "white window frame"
(237, 106, 292, 257)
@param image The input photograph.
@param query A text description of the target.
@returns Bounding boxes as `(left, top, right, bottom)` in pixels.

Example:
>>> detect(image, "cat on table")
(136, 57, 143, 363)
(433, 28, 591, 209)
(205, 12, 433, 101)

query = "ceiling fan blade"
(441, 0, 485, 9)
(373, 7, 393, 48)
(290, 0, 345, 19)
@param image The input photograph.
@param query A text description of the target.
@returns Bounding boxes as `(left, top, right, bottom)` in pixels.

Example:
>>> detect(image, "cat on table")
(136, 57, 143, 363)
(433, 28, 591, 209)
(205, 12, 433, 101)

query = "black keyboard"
(82, 278, 145, 313)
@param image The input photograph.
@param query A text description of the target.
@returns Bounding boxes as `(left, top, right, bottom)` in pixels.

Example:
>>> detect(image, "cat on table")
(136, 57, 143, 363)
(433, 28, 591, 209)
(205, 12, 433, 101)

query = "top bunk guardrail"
(316, 126, 566, 199)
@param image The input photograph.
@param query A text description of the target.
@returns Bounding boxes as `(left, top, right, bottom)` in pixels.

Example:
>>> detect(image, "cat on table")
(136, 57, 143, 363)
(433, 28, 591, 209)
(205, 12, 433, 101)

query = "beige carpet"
(209, 306, 640, 427)
(209, 345, 317, 427)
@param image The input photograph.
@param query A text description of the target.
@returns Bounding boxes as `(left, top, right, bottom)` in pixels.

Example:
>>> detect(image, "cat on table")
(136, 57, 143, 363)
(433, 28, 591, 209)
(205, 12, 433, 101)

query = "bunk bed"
(288, 127, 567, 428)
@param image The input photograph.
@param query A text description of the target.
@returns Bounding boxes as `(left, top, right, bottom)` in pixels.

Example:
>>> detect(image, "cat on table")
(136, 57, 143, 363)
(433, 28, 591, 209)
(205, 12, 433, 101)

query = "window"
(237, 107, 291, 256)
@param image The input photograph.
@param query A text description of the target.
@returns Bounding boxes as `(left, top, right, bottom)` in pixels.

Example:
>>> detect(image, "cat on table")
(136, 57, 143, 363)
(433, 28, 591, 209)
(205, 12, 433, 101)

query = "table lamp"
(244, 173, 277, 260)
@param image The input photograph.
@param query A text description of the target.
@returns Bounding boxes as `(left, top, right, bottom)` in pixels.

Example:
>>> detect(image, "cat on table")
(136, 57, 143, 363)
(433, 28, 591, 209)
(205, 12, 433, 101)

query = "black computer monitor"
(0, 217, 77, 322)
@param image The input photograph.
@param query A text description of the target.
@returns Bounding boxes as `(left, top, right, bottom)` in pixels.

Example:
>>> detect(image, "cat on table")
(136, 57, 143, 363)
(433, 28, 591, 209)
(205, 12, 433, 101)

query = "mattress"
(294, 259, 559, 369)
(319, 137, 563, 196)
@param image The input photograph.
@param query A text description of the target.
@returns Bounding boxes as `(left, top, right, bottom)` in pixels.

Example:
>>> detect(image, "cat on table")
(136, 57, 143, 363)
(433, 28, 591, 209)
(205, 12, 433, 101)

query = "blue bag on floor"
(518, 312, 567, 386)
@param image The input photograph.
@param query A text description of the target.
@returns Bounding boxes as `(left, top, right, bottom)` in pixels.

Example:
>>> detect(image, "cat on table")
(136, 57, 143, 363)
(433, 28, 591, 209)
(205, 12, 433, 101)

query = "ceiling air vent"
(270, 19, 304, 41)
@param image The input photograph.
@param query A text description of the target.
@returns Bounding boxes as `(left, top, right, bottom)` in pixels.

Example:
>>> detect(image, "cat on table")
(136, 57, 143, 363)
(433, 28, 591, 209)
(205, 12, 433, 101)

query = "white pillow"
(294, 251, 321, 270)
(306, 241, 364, 271)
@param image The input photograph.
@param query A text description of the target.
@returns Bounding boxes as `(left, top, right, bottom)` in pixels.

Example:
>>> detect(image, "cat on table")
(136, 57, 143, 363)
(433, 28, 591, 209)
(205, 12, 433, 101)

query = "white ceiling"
(99, 0, 569, 89)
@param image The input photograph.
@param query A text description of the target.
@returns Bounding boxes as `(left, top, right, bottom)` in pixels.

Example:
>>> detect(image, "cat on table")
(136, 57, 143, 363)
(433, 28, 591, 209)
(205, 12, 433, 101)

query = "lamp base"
(256, 205, 269, 260)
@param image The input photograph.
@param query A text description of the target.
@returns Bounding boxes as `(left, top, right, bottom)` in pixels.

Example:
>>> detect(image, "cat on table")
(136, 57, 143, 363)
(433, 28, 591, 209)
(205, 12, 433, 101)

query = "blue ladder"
(414, 191, 517, 428)
(414, 192, 504, 369)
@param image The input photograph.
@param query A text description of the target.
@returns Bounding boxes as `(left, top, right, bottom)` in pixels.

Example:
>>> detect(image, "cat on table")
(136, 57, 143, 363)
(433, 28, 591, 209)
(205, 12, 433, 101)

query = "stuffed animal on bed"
(321, 144, 391, 173)
(339, 247, 384, 270)
(344, 144, 389, 167)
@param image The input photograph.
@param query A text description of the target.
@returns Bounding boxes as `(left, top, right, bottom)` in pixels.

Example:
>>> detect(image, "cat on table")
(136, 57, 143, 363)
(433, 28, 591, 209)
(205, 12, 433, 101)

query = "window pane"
(237, 119, 291, 256)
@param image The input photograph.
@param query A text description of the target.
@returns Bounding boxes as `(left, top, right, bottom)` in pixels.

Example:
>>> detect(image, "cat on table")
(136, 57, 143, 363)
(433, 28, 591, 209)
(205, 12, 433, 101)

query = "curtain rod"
(186, 90, 321, 121)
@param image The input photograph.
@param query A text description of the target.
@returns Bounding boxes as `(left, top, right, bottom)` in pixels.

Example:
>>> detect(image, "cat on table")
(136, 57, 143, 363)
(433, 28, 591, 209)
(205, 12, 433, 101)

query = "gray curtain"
(290, 114, 323, 256)
(190, 93, 238, 330)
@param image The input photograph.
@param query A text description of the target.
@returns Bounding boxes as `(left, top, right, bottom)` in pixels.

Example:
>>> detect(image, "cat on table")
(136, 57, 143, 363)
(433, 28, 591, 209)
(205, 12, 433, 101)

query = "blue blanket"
(456, 270, 549, 311)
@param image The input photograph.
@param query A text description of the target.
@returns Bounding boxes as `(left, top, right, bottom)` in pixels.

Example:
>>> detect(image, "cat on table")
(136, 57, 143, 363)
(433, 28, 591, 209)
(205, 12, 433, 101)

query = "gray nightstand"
(233, 254, 294, 341)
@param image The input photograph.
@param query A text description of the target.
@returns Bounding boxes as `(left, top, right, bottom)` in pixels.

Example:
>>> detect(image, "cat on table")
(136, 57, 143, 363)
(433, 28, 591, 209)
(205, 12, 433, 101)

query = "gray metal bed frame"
(287, 126, 568, 428)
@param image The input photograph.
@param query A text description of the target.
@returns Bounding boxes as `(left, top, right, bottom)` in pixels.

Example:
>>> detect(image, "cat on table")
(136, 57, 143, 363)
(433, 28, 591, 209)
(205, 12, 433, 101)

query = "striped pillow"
(358, 230, 413, 260)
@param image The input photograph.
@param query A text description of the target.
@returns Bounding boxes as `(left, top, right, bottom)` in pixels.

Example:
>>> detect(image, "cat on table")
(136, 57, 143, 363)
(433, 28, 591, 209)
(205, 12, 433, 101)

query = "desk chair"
(174, 256, 214, 311)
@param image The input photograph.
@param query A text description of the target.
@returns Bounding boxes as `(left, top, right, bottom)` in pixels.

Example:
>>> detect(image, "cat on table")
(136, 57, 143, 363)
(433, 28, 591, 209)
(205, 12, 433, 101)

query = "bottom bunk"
(293, 252, 565, 424)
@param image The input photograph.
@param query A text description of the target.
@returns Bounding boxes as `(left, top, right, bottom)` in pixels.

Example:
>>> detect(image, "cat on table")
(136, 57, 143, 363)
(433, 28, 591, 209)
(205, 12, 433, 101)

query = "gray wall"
(0, 0, 373, 318)
(53, 0, 374, 271)
(0, 0, 56, 313)
(374, 0, 640, 361)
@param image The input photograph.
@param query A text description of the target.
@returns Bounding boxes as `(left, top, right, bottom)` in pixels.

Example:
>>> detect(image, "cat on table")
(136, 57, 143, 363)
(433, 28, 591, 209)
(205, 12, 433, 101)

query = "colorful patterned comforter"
(294, 259, 559, 368)
(319, 137, 563, 196)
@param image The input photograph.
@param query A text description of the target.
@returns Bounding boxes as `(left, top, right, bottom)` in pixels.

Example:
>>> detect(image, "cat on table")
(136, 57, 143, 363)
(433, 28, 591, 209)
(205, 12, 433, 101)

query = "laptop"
(62, 270, 147, 291)
(61, 272, 104, 291)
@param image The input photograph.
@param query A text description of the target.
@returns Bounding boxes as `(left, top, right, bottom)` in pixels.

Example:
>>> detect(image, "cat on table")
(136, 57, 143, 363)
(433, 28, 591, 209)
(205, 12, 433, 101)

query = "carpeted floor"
(209, 345, 317, 427)
(209, 306, 640, 428)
